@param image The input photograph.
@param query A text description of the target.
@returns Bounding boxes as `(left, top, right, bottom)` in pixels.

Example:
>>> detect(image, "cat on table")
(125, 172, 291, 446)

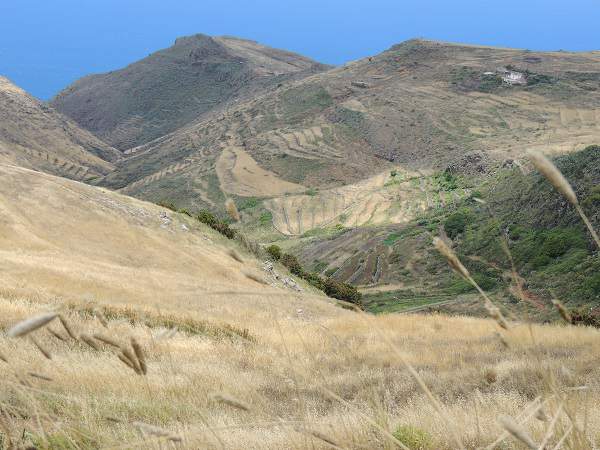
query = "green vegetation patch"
(280, 84, 333, 122)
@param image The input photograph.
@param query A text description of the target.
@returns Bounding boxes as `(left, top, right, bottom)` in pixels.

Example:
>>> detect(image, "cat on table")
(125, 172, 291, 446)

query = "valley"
(1, 30, 600, 449)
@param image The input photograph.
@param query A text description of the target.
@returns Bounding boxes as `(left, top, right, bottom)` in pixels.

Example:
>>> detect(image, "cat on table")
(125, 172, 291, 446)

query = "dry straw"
(28, 372, 53, 382)
(47, 327, 68, 342)
(210, 392, 250, 411)
(295, 427, 342, 449)
(80, 333, 101, 351)
(131, 338, 147, 375)
(59, 314, 77, 340)
(498, 415, 538, 449)
(552, 299, 572, 324)
(225, 198, 240, 222)
(434, 237, 509, 329)
(93, 333, 121, 348)
(528, 149, 600, 249)
(30, 337, 52, 360)
(244, 271, 269, 285)
(120, 346, 142, 374)
(133, 421, 182, 442)
(227, 249, 244, 263)
(7, 312, 58, 337)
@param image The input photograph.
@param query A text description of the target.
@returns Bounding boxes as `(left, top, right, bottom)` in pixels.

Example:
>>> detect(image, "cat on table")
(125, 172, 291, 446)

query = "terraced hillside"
(51, 34, 329, 149)
(293, 146, 600, 319)
(0, 76, 119, 182)
(96, 40, 600, 231)
(4, 162, 600, 449)
(264, 168, 473, 235)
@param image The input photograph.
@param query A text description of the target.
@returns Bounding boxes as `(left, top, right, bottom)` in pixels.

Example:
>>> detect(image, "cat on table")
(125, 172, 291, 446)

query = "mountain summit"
(51, 34, 329, 150)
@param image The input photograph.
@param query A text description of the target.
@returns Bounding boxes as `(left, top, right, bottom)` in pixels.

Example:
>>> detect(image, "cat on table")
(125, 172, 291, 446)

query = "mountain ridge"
(50, 33, 330, 150)
(0, 76, 120, 182)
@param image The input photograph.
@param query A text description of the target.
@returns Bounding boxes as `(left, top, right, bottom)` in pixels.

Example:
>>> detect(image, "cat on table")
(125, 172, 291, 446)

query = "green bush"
(280, 253, 305, 276)
(259, 211, 273, 225)
(157, 200, 177, 211)
(197, 209, 218, 227)
(196, 210, 236, 239)
(393, 425, 433, 449)
(304, 272, 325, 291)
(444, 208, 474, 239)
(322, 278, 362, 305)
(266, 244, 282, 261)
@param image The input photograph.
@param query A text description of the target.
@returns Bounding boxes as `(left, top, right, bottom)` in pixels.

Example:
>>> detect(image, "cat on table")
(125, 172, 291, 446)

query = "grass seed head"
(117, 352, 135, 370)
(120, 347, 142, 374)
(59, 314, 77, 340)
(130, 338, 147, 375)
(7, 312, 58, 338)
(47, 327, 68, 342)
(28, 372, 53, 382)
(30, 336, 52, 360)
(227, 249, 244, 263)
(133, 421, 182, 442)
(433, 237, 470, 279)
(498, 415, 538, 449)
(485, 302, 509, 329)
(552, 299, 572, 324)
(210, 392, 250, 411)
(225, 198, 240, 222)
(527, 150, 578, 205)
(93, 333, 121, 348)
(80, 333, 101, 351)
(244, 271, 269, 285)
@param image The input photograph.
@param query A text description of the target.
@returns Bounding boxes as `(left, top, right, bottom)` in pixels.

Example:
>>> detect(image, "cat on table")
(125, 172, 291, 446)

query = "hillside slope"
(0, 163, 334, 321)
(293, 146, 600, 318)
(97, 40, 600, 230)
(51, 34, 329, 150)
(1, 165, 600, 449)
(0, 77, 119, 181)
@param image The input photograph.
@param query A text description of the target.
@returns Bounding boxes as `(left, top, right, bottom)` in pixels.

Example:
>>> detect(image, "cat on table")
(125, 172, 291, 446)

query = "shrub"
(196, 210, 236, 239)
(259, 211, 273, 226)
(322, 278, 362, 305)
(266, 244, 282, 261)
(280, 253, 305, 276)
(304, 272, 325, 291)
(393, 425, 433, 449)
(541, 228, 587, 258)
(157, 200, 177, 211)
(197, 209, 218, 227)
(444, 208, 473, 239)
(571, 308, 600, 328)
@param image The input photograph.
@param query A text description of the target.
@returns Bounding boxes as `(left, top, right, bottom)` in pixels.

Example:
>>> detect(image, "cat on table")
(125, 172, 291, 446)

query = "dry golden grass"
(2, 295, 600, 449)
(1, 164, 599, 449)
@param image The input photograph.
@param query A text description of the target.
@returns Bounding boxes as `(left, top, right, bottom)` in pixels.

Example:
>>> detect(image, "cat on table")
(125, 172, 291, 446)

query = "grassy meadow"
(0, 151, 599, 449)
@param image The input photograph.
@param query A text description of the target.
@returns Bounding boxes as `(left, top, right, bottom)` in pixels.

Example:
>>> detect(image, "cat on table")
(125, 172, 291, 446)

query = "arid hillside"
(51, 34, 329, 149)
(1, 164, 599, 449)
(0, 76, 120, 182)
(94, 40, 600, 232)
(0, 163, 331, 321)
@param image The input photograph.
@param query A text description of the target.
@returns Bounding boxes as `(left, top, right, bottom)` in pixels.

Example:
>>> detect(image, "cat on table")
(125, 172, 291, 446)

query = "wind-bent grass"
(2, 294, 600, 449)
(0, 159, 599, 448)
